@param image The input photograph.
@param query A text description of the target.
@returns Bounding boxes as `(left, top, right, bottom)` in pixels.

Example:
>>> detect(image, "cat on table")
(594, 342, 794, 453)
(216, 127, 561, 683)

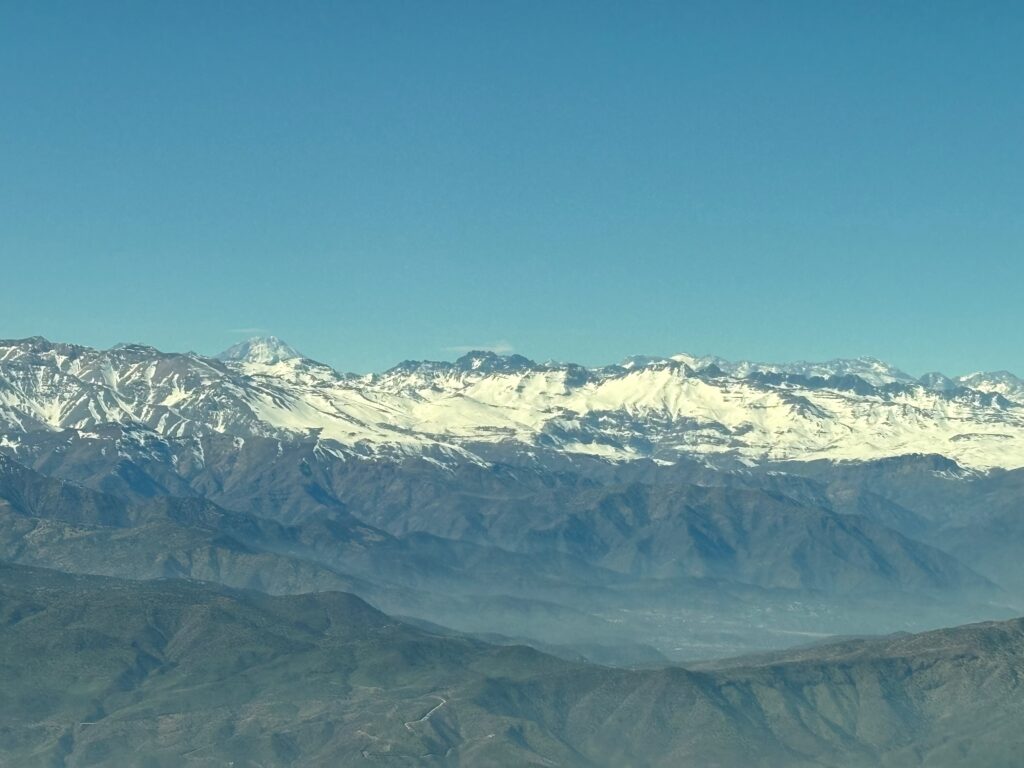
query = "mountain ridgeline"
(2, 336, 1024, 469)
(2, 336, 1024, 765)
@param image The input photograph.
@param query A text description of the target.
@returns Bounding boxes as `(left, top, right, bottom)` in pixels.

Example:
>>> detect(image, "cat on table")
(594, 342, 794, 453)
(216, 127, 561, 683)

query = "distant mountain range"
(0, 335, 1021, 663)
(3, 335, 1024, 764)
(1, 335, 1023, 470)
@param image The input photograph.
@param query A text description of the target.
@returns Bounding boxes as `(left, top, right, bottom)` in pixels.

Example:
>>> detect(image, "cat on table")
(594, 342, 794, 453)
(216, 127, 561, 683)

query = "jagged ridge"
(1, 336, 1023, 469)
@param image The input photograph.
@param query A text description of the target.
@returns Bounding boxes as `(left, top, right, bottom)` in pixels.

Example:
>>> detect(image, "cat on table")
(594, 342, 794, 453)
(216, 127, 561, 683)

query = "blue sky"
(1, 1, 1022, 374)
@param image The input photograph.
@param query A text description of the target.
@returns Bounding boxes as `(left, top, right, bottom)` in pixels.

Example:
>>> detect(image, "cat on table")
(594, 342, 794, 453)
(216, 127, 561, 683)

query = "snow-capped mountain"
(625, 354, 918, 387)
(955, 370, 1024, 403)
(2, 336, 1024, 470)
(216, 335, 303, 365)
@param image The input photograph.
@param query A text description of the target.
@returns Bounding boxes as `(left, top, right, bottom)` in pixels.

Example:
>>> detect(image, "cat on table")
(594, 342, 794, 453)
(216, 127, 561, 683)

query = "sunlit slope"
(3, 337, 1024, 469)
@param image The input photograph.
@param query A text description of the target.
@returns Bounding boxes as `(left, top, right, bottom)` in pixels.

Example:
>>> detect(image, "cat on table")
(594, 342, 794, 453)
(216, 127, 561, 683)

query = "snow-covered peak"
(620, 354, 914, 386)
(216, 336, 302, 365)
(453, 351, 537, 374)
(619, 354, 721, 372)
(620, 355, 670, 370)
(379, 351, 538, 380)
(919, 372, 958, 393)
(721, 356, 916, 387)
(955, 371, 1024, 403)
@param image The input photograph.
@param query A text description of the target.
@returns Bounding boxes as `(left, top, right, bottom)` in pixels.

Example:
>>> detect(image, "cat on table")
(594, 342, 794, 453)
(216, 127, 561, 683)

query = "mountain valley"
(2, 337, 1023, 765)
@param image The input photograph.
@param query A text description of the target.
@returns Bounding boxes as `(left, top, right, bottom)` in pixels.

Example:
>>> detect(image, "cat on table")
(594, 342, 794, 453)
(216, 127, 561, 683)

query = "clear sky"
(1, 1, 1022, 375)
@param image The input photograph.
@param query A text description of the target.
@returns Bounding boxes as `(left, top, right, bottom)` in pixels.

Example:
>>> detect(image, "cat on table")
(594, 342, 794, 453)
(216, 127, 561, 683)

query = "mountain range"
(2, 335, 1024, 764)
(2, 335, 1023, 469)
(0, 336, 1021, 660)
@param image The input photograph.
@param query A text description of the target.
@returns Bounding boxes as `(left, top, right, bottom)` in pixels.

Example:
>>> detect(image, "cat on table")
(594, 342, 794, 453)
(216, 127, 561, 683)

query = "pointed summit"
(216, 336, 302, 364)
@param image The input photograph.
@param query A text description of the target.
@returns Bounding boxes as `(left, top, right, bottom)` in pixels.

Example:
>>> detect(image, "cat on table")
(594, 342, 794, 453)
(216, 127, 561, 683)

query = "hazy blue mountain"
(3, 563, 1024, 767)
(0, 449, 1012, 665)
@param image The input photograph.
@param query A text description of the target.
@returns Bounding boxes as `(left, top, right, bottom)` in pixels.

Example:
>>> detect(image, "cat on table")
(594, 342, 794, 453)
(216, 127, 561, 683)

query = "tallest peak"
(216, 336, 302, 364)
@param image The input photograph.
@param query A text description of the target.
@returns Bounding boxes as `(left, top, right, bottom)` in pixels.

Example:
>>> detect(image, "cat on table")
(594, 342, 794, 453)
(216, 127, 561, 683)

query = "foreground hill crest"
(3, 561, 1024, 767)
(1, 336, 1024, 469)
